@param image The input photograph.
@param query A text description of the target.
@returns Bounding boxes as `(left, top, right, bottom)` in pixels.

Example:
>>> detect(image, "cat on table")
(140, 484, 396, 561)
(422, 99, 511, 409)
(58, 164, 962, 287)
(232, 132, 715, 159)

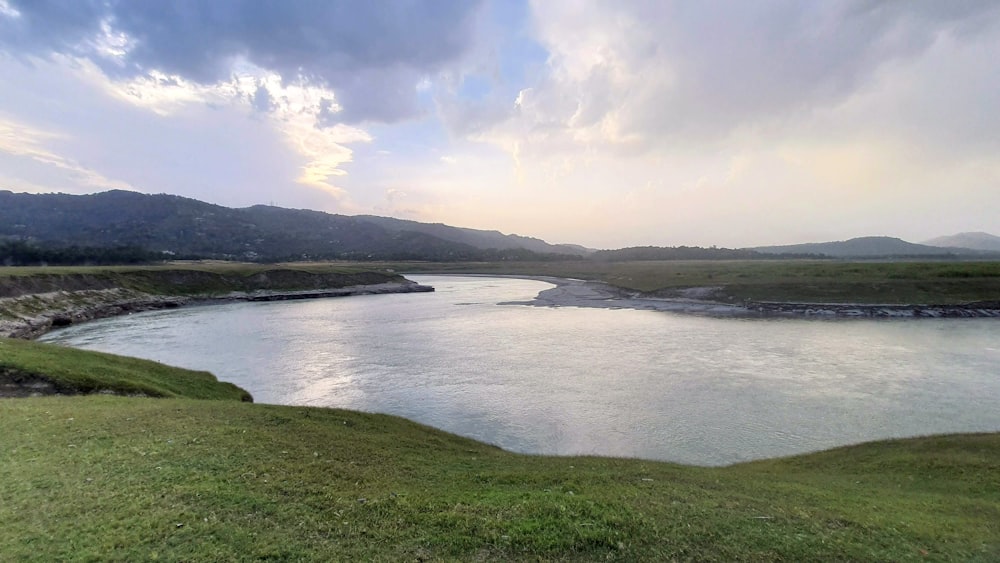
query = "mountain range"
(0, 190, 585, 262)
(0, 189, 996, 262)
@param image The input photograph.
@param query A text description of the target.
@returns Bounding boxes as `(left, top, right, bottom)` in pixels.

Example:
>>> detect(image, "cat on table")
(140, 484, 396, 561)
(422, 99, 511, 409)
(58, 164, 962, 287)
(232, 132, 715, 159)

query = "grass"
(367, 259, 1000, 304)
(0, 396, 997, 561)
(0, 338, 250, 401)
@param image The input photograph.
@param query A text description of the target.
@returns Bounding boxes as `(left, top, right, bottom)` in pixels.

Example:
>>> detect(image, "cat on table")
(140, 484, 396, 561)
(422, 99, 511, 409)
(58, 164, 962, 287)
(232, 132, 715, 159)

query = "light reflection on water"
(40, 275, 1000, 465)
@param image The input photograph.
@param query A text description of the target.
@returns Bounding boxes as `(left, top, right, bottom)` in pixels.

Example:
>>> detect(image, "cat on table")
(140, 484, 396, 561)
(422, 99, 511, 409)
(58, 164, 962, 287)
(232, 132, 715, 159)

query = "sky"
(1, 1, 998, 249)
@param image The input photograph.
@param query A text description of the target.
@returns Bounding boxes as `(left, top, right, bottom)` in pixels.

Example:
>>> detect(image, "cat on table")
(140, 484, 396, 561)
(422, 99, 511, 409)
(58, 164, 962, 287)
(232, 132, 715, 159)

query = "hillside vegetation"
(8, 190, 993, 265)
(0, 190, 581, 262)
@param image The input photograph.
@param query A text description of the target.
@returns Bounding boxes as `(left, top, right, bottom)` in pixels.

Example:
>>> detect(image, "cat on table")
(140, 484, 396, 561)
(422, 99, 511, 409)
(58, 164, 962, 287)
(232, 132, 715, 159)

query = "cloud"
(0, 114, 134, 192)
(480, 0, 1000, 154)
(0, 0, 486, 124)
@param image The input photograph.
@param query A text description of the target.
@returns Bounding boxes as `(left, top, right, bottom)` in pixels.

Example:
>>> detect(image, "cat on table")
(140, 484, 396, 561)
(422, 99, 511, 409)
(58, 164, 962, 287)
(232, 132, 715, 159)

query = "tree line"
(0, 240, 160, 266)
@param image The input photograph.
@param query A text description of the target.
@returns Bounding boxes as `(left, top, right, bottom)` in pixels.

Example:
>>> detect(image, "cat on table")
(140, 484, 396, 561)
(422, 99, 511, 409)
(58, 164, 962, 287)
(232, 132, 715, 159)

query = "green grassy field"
(1, 329, 998, 560)
(371, 259, 1000, 304)
(1, 395, 998, 561)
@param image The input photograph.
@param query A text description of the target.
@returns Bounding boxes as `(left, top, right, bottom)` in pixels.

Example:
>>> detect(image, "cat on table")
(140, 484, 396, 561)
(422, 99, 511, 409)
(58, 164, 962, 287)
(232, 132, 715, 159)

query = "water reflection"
(41, 275, 1000, 465)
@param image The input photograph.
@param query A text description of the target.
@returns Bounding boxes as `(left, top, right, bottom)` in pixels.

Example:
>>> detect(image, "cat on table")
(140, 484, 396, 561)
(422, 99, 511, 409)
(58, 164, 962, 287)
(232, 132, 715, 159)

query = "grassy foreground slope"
(0, 339, 250, 401)
(1, 398, 997, 561)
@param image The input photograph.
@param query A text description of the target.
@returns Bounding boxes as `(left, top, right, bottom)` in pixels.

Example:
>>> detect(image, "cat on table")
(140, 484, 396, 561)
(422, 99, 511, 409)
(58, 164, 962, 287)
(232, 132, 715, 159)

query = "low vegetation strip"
(0, 338, 251, 401)
(0, 396, 996, 561)
(375, 259, 1000, 305)
(0, 263, 406, 298)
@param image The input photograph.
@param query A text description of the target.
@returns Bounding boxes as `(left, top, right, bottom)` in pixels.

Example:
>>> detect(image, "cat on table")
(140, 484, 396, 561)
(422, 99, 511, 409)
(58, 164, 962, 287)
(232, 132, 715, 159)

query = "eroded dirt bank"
(0, 268, 432, 339)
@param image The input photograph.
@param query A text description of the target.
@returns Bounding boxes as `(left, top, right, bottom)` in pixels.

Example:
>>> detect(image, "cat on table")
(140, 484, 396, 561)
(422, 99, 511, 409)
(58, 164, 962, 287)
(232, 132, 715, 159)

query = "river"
(40, 275, 1000, 466)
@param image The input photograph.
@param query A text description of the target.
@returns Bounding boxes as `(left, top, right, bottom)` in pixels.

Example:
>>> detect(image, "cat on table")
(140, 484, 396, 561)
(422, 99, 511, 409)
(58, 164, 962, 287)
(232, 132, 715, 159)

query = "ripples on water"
(41, 275, 1000, 465)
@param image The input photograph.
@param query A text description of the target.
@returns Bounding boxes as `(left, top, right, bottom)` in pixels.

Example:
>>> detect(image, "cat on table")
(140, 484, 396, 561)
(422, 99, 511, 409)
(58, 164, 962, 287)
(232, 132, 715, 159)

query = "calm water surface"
(41, 275, 1000, 465)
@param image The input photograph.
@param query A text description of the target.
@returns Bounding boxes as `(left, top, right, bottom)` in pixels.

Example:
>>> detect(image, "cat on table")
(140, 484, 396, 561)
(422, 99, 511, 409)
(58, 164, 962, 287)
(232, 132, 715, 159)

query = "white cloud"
(0, 0, 20, 19)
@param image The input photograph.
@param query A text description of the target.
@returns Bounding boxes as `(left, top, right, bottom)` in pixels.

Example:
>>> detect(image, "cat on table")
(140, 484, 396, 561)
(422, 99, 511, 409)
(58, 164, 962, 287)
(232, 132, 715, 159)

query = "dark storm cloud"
(0, 0, 484, 123)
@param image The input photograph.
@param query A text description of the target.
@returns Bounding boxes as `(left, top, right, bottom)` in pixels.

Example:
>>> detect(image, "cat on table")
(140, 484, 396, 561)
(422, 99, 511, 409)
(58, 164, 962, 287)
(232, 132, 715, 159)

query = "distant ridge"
(354, 215, 591, 256)
(0, 190, 584, 262)
(751, 236, 978, 258)
(922, 232, 1000, 252)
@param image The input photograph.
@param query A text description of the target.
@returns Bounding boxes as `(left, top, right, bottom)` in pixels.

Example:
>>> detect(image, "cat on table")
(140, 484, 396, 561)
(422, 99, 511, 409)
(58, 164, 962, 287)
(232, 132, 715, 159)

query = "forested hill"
(0, 190, 582, 262)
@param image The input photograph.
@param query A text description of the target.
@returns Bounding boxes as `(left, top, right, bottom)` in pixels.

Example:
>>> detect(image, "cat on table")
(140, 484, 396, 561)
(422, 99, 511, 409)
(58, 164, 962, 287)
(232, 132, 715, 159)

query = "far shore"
(4, 266, 1000, 342)
(482, 274, 1000, 319)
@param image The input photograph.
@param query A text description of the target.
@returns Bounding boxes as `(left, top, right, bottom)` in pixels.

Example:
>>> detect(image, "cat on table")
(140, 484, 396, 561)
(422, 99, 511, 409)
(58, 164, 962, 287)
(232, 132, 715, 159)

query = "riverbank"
(372, 259, 1000, 309)
(0, 265, 432, 339)
(501, 276, 1000, 318)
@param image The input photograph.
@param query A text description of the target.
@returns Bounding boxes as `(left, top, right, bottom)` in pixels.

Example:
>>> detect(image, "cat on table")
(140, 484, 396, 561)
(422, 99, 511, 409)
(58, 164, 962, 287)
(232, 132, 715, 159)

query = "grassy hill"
(0, 190, 581, 262)
(0, 341, 998, 560)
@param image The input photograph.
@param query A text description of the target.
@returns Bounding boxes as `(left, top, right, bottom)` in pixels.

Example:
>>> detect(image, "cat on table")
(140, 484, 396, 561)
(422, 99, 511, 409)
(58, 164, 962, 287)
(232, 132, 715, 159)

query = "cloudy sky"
(1, 1, 998, 248)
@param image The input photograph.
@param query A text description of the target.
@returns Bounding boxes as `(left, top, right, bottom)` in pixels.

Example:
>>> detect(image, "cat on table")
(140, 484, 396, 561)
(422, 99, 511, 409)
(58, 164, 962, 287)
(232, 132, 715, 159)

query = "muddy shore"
(500, 276, 1000, 318)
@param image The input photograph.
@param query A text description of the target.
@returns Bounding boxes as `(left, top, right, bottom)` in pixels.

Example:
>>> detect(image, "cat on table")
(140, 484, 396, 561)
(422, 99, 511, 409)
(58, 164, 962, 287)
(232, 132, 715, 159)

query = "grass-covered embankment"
(2, 395, 998, 561)
(374, 259, 1000, 305)
(0, 262, 407, 298)
(0, 338, 250, 400)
